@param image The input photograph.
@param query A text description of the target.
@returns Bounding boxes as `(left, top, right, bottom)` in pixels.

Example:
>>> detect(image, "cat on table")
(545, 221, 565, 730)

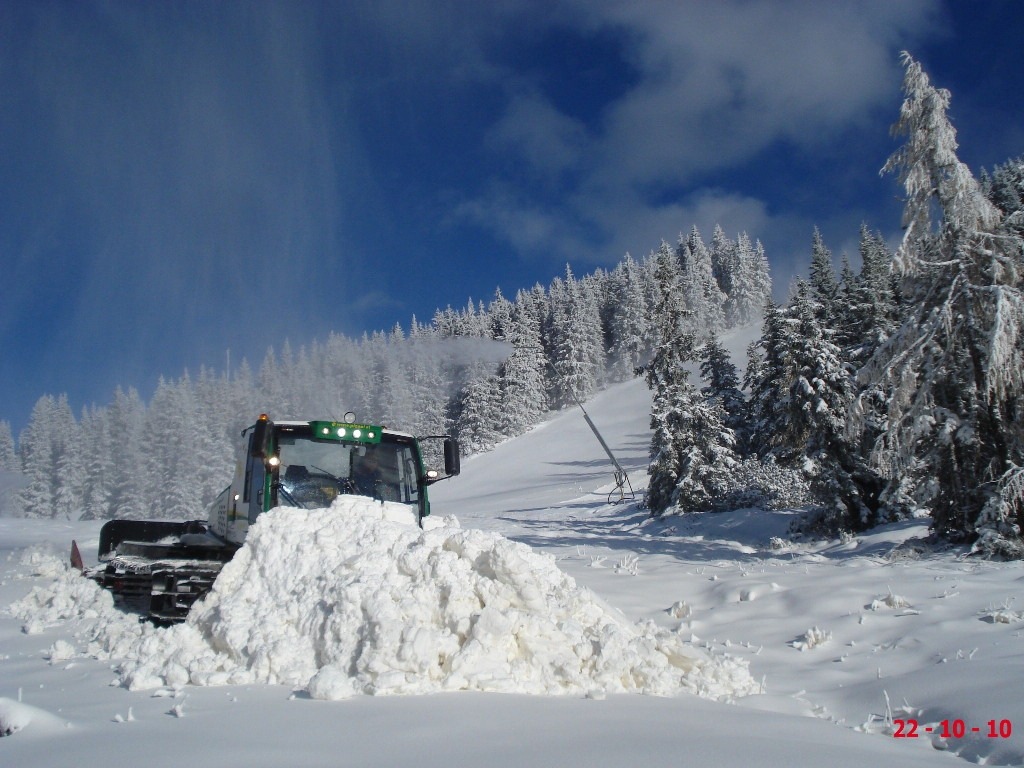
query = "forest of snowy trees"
(1, 227, 770, 524)
(2, 55, 1022, 555)
(640, 54, 1024, 556)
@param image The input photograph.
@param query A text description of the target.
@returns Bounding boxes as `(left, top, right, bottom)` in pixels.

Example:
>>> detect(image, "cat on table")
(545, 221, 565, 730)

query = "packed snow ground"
(3, 374, 1024, 767)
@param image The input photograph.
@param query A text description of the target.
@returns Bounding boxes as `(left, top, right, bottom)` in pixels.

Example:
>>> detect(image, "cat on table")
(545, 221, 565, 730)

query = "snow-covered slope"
(2, 374, 1022, 767)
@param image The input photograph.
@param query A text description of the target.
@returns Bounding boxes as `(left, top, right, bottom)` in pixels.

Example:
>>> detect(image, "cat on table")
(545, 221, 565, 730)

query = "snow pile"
(10, 553, 123, 635)
(0, 697, 68, 736)
(11, 499, 756, 701)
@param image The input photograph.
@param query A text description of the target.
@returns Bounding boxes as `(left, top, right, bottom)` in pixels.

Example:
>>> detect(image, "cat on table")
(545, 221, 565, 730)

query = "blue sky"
(1, 0, 1022, 435)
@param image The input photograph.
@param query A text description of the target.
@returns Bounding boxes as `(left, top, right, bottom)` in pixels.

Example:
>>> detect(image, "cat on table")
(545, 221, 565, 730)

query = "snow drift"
(11, 499, 756, 701)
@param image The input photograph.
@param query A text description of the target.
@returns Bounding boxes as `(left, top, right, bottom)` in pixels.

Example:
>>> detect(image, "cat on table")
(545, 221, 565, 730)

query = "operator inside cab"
(351, 445, 399, 502)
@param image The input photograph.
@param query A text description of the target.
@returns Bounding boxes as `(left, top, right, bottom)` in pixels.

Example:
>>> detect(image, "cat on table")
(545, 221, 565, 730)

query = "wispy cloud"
(458, 0, 940, 262)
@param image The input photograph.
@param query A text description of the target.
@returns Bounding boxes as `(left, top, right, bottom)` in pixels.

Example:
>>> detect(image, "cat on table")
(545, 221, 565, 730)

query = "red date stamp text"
(893, 719, 1013, 739)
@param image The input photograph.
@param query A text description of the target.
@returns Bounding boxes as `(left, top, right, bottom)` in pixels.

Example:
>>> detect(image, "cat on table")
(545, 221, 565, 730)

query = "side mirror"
(444, 437, 461, 478)
(420, 434, 461, 484)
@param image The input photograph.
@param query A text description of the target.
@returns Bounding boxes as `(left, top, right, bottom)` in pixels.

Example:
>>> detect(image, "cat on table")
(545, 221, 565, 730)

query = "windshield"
(273, 431, 422, 510)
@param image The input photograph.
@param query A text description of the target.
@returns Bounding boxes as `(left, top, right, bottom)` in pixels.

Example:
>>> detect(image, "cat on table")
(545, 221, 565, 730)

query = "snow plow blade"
(85, 519, 236, 623)
(97, 519, 208, 559)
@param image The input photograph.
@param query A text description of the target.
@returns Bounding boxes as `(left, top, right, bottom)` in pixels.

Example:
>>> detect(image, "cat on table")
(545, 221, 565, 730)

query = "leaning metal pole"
(550, 361, 636, 504)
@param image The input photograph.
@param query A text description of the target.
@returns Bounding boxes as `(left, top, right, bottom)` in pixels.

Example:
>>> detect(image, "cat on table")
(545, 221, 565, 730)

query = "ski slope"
(2, 376, 1023, 767)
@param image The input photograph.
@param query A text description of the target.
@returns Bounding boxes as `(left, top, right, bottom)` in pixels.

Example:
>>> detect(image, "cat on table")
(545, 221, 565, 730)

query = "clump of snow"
(10, 499, 757, 702)
(46, 640, 76, 663)
(16, 545, 68, 579)
(668, 600, 691, 619)
(792, 627, 831, 651)
(868, 588, 911, 611)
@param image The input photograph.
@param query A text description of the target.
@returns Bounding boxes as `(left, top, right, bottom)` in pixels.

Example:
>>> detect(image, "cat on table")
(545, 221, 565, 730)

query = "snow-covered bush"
(715, 457, 813, 511)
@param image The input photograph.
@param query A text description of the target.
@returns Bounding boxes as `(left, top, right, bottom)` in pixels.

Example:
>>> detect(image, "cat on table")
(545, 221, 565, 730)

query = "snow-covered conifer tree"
(859, 54, 1024, 550)
(710, 226, 738, 313)
(642, 244, 736, 514)
(548, 266, 601, 407)
(500, 292, 549, 436)
(78, 405, 114, 520)
(606, 254, 650, 381)
(788, 282, 881, 529)
(744, 301, 796, 461)
(983, 155, 1023, 224)
(0, 420, 17, 471)
(808, 228, 839, 322)
(699, 334, 746, 436)
(106, 387, 150, 520)
(679, 227, 726, 333)
(845, 224, 898, 360)
(143, 376, 204, 520)
(16, 394, 83, 519)
(17, 396, 61, 518)
(727, 232, 772, 327)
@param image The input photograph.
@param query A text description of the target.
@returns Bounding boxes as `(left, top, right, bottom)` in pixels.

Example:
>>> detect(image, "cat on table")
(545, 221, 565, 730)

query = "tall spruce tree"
(642, 244, 735, 514)
(789, 282, 882, 529)
(548, 266, 602, 407)
(859, 53, 1024, 551)
(745, 300, 797, 461)
(679, 227, 726, 333)
(606, 254, 650, 381)
(0, 420, 17, 471)
(699, 334, 746, 436)
(984, 156, 1023, 230)
(500, 292, 549, 436)
(808, 228, 839, 322)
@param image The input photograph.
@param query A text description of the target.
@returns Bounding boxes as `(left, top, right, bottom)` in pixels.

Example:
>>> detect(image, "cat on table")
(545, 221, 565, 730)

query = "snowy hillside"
(2, 376, 1023, 767)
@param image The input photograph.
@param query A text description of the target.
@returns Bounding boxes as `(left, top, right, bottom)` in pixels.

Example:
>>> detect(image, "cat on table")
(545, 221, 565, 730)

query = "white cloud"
(488, 91, 590, 179)
(466, 0, 941, 264)
(586, 0, 940, 183)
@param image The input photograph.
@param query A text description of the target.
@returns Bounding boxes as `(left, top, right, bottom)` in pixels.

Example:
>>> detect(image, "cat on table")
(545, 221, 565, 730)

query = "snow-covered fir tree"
(642, 244, 736, 515)
(548, 266, 602, 408)
(0, 420, 17, 471)
(679, 227, 726, 333)
(105, 387, 150, 520)
(858, 53, 1024, 552)
(17, 395, 81, 519)
(843, 224, 898, 359)
(143, 376, 205, 519)
(78, 405, 114, 521)
(605, 254, 651, 381)
(500, 292, 549, 436)
(744, 300, 798, 461)
(699, 334, 746, 437)
(808, 227, 839, 322)
(787, 282, 882, 530)
(982, 154, 1023, 237)
(710, 225, 738, 315)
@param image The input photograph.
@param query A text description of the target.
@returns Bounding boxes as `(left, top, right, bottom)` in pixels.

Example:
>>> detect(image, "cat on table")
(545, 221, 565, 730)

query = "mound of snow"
(0, 698, 68, 737)
(11, 562, 121, 635)
(12, 499, 757, 701)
